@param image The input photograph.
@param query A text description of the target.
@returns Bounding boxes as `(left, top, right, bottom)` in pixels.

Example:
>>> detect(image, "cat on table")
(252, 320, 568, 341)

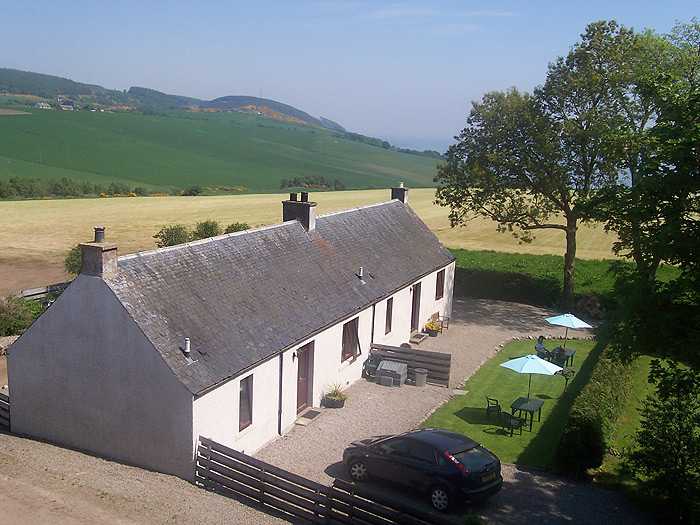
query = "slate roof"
(106, 199, 455, 395)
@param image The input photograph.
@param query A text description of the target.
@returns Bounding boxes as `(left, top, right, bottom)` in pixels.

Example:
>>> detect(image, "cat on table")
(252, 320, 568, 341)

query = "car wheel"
(430, 485, 450, 512)
(348, 459, 369, 482)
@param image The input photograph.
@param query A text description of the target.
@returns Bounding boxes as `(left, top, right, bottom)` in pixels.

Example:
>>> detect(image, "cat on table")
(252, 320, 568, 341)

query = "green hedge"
(554, 347, 634, 478)
(454, 267, 561, 307)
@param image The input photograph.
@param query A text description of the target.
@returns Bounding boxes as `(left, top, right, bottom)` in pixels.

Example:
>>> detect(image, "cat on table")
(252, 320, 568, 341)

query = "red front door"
(296, 343, 312, 412)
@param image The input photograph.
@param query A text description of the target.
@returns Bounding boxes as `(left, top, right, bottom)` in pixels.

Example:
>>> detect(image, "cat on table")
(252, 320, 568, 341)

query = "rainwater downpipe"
(278, 353, 284, 435)
(371, 304, 376, 346)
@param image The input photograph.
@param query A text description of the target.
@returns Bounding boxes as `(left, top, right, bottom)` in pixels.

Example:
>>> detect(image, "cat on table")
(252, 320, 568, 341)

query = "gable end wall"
(7, 275, 195, 480)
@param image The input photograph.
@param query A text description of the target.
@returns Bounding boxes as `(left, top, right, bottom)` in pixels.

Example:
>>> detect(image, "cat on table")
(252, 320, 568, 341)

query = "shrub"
(225, 222, 250, 233)
(154, 224, 192, 247)
(64, 244, 82, 275)
(553, 406, 606, 479)
(0, 296, 44, 336)
(183, 185, 203, 196)
(554, 348, 634, 478)
(192, 220, 222, 240)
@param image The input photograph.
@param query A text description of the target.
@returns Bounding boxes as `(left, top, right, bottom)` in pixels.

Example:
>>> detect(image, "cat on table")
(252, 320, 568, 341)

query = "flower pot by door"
(324, 396, 345, 408)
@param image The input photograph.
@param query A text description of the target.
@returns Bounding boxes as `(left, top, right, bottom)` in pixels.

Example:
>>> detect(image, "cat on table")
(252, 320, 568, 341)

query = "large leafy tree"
(436, 21, 636, 309)
(596, 20, 700, 364)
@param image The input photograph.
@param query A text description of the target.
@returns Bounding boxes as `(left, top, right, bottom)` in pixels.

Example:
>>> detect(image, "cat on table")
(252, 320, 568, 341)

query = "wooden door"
(296, 343, 312, 412)
(410, 283, 421, 332)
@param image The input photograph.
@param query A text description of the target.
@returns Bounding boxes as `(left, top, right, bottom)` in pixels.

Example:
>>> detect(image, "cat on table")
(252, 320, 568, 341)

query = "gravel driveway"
(255, 297, 657, 525)
(0, 298, 657, 524)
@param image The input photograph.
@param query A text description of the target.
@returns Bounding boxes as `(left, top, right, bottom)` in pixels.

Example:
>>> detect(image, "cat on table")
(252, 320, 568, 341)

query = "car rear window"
(453, 446, 496, 470)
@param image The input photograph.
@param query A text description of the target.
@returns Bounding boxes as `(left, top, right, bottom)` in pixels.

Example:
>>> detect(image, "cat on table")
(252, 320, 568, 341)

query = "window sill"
(238, 423, 254, 438)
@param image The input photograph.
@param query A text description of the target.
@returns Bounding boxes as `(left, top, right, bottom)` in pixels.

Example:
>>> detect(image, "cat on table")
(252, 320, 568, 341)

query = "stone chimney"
(283, 192, 317, 231)
(391, 182, 409, 204)
(79, 226, 118, 279)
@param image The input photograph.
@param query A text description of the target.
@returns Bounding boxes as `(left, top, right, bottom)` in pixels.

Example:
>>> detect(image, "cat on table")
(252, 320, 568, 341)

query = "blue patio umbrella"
(545, 313, 592, 349)
(500, 354, 562, 401)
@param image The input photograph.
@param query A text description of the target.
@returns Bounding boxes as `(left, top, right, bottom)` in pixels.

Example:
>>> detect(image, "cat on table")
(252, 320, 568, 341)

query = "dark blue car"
(343, 428, 502, 511)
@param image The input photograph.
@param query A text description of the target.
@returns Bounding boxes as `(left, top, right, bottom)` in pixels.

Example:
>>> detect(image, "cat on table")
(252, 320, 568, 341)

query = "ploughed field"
(0, 188, 616, 296)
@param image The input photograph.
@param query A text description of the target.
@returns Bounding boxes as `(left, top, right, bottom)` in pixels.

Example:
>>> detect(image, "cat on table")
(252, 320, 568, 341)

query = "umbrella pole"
(527, 374, 532, 401)
(562, 327, 569, 349)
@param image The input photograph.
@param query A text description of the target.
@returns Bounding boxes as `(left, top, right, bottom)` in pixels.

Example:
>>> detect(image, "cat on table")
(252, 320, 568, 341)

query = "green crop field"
(0, 107, 437, 192)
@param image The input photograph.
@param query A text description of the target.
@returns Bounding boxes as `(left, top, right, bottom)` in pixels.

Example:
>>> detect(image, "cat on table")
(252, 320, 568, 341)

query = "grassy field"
(0, 188, 619, 295)
(0, 107, 437, 192)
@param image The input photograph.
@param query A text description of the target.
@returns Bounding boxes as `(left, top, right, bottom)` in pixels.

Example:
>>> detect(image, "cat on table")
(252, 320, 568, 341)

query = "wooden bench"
(369, 343, 451, 387)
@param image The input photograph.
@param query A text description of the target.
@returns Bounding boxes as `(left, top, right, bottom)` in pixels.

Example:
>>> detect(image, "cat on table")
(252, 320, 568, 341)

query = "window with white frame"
(385, 297, 393, 335)
(435, 269, 445, 300)
(342, 317, 360, 361)
(239, 374, 253, 431)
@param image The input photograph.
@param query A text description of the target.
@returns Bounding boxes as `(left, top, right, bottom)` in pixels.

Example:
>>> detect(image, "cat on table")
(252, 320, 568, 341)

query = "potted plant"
(425, 321, 439, 337)
(323, 382, 348, 408)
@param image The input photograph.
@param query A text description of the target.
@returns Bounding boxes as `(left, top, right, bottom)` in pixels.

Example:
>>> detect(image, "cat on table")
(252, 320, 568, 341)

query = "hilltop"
(0, 68, 349, 130)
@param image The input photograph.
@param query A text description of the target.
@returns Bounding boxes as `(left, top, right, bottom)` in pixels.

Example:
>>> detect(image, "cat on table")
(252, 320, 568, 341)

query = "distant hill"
(0, 68, 344, 131)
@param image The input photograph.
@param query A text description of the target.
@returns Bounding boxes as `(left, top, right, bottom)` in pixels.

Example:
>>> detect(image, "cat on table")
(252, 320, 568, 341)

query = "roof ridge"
(317, 199, 397, 220)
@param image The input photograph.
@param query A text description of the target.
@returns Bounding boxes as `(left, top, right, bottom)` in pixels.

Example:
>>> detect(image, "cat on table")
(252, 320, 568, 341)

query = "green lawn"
(422, 339, 599, 468)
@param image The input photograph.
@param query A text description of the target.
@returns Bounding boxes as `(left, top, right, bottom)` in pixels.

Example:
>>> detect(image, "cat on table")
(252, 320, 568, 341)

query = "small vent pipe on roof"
(184, 337, 191, 357)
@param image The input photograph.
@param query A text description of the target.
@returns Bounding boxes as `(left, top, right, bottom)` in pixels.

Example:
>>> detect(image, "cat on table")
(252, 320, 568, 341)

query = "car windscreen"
(453, 446, 496, 471)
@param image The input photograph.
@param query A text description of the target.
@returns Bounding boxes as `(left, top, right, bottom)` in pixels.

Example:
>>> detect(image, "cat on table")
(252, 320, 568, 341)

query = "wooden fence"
(0, 392, 9, 431)
(196, 436, 456, 525)
(369, 343, 451, 387)
(12, 281, 70, 300)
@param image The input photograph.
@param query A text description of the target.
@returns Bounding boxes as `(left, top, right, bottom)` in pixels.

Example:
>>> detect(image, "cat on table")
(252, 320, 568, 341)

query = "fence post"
(258, 466, 266, 506)
(201, 439, 212, 487)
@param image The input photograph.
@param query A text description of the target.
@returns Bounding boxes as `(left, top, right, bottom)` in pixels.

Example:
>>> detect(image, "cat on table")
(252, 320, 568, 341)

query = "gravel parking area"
(255, 297, 657, 524)
(0, 298, 656, 524)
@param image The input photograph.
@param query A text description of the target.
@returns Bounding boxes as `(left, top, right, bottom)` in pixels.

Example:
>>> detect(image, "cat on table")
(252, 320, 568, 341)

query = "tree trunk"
(563, 218, 577, 311)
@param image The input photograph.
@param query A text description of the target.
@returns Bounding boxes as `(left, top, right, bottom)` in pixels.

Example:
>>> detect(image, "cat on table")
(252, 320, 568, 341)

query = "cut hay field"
(0, 189, 617, 296)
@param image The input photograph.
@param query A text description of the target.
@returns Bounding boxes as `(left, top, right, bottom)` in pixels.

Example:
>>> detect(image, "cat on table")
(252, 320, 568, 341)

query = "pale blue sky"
(2, 1, 697, 151)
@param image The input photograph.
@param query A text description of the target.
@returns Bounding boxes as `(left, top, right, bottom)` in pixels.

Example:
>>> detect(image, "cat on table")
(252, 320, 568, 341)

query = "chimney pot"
(289, 192, 298, 201)
(301, 192, 309, 202)
(94, 226, 105, 243)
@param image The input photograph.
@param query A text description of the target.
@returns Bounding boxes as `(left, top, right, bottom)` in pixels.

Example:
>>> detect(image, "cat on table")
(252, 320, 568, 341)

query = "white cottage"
(7, 186, 455, 481)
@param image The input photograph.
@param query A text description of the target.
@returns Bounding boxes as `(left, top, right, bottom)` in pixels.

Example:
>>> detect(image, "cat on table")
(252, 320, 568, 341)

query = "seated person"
(552, 346, 568, 366)
(535, 335, 552, 359)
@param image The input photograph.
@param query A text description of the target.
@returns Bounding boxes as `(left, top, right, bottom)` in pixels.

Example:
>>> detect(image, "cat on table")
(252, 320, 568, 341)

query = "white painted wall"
(193, 355, 281, 456)
(7, 275, 195, 480)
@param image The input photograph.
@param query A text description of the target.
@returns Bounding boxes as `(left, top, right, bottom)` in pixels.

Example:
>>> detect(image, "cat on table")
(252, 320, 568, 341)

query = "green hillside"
(0, 107, 438, 192)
